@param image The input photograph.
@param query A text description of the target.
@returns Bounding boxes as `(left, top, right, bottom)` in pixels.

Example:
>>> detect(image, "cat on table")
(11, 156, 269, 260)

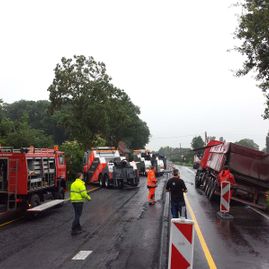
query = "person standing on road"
(218, 166, 236, 196)
(166, 169, 187, 218)
(218, 166, 235, 185)
(70, 172, 91, 235)
(147, 166, 157, 205)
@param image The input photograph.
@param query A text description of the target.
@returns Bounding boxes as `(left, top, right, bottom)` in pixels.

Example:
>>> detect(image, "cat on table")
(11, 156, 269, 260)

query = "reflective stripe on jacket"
(147, 169, 157, 188)
(70, 178, 91, 203)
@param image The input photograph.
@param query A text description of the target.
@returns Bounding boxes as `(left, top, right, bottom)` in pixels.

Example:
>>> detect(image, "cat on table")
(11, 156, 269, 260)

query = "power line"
(151, 134, 199, 140)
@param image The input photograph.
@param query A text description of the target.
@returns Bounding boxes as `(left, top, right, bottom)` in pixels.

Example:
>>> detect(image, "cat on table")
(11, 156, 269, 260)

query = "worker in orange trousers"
(147, 166, 157, 205)
(218, 166, 236, 196)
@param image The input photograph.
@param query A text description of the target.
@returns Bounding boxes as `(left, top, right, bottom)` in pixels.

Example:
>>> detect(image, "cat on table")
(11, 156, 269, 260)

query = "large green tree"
(4, 113, 53, 148)
(47, 55, 150, 149)
(235, 138, 259, 150)
(191, 136, 205, 150)
(5, 100, 68, 144)
(60, 140, 84, 180)
(235, 0, 269, 118)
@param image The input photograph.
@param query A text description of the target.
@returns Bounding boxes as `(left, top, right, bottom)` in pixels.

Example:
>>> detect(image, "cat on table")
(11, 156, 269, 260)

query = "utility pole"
(205, 131, 208, 145)
(179, 143, 181, 163)
(266, 132, 269, 153)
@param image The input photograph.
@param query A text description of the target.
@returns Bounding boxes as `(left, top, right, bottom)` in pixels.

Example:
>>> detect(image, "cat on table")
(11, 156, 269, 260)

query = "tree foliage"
(235, 138, 259, 150)
(60, 140, 84, 180)
(5, 100, 68, 144)
(191, 136, 205, 150)
(158, 146, 193, 164)
(235, 0, 269, 118)
(1, 112, 53, 148)
(47, 55, 150, 149)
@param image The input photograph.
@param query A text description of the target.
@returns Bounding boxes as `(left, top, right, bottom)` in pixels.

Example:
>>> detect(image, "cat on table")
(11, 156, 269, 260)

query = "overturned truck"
(194, 141, 269, 210)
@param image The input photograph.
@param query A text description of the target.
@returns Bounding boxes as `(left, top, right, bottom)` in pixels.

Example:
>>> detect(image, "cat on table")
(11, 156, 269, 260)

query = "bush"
(60, 140, 84, 181)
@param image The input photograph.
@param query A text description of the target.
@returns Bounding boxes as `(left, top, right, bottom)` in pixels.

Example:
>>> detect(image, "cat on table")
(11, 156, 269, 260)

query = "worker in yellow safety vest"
(70, 172, 91, 235)
(147, 166, 157, 205)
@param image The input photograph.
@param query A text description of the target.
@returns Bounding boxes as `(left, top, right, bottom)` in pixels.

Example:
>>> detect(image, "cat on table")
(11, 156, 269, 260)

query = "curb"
(159, 178, 170, 269)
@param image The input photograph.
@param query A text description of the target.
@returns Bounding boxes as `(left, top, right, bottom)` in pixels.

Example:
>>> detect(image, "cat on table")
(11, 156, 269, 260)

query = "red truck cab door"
(55, 153, 66, 181)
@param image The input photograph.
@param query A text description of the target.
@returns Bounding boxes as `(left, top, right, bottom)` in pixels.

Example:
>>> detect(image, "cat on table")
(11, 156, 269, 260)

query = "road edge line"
(247, 206, 269, 221)
(158, 178, 170, 269)
(184, 194, 217, 269)
(0, 217, 24, 228)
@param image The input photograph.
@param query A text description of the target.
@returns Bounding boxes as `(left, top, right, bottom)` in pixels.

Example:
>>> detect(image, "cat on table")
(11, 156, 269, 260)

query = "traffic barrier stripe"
(220, 181, 231, 213)
(169, 218, 194, 269)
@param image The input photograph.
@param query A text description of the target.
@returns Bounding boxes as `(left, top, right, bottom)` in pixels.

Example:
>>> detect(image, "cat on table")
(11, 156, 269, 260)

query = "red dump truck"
(194, 141, 269, 210)
(0, 146, 66, 212)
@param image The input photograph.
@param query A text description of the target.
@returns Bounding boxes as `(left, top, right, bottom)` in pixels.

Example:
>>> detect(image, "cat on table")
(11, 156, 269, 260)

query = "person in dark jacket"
(166, 169, 187, 218)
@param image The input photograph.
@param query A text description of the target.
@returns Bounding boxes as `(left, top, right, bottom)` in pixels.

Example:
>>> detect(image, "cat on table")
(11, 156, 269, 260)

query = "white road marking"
(248, 206, 269, 221)
(72, 250, 93, 260)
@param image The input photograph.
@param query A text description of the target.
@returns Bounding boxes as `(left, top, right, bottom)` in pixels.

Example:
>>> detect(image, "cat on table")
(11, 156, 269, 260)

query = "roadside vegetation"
(0, 55, 150, 179)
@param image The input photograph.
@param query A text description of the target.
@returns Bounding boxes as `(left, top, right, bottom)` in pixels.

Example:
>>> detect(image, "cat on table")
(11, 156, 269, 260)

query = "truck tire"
(205, 177, 212, 197)
(98, 175, 104, 188)
(208, 179, 217, 201)
(200, 174, 207, 191)
(195, 173, 200, 188)
(57, 187, 65, 199)
(134, 177, 140, 187)
(117, 179, 123, 189)
(30, 194, 41, 208)
(104, 175, 111, 189)
(53, 186, 65, 199)
(205, 178, 211, 196)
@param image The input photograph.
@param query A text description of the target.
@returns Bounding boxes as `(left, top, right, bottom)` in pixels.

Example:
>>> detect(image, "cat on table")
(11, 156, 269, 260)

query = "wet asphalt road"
(177, 165, 269, 269)
(1, 166, 269, 269)
(0, 176, 167, 269)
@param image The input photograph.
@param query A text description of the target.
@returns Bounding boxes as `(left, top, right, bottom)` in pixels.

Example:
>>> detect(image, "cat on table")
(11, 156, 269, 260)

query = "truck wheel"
(53, 186, 65, 199)
(104, 175, 111, 189)
(98, 175, 104, 188)
(206, 179, 213, 197)
(208, 180, 217, 201)
(195, 173, 200, 188)
(200, 174, 206, 191)
(117, 179, 123, 189)
(205, 178, 211, 196)
(30, 194, 41, 208)
(57, 187, 65, 199)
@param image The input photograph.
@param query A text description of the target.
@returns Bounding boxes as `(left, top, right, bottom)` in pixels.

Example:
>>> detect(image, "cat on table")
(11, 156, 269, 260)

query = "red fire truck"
(83, 147, 139, 188)
(0, 146, 66, 212)
(194, 141, 269, 209)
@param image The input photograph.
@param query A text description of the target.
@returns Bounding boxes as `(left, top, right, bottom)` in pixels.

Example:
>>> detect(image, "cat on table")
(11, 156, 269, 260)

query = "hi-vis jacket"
(147, 169, 157, 188)
(218, 169, 236, 185)
(70, 178, 91, 203)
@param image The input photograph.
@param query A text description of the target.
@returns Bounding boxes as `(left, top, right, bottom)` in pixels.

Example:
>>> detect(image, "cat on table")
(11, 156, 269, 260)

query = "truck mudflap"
(27, 199, 65, 213)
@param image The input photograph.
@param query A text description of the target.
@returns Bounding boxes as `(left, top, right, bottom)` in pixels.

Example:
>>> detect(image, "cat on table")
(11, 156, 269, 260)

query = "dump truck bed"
(207, 142, 269, 188)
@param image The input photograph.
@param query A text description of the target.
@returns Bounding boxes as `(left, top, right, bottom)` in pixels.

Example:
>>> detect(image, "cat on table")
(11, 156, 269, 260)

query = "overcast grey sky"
(0, 0, 268, 150)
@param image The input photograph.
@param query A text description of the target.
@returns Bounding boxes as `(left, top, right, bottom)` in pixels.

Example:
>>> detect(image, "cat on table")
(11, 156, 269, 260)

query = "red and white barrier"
(168, 218, 194, 269)
(220, 181, 231, 213)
